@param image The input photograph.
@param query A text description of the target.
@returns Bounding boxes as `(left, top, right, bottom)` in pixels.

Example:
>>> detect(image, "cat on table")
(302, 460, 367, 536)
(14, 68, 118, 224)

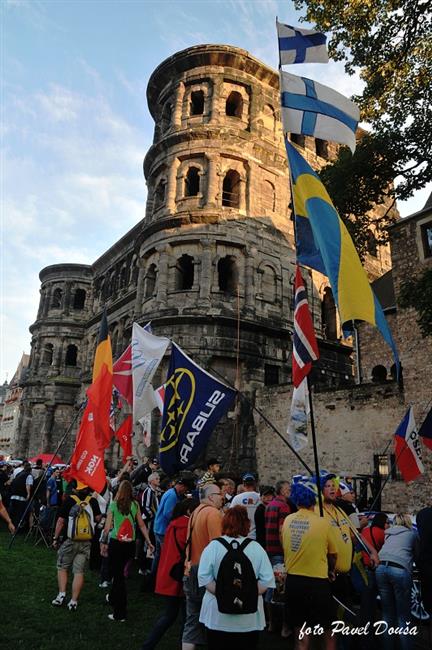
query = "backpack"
(215, 537, 258, 615)
(67, 495, 95, 541)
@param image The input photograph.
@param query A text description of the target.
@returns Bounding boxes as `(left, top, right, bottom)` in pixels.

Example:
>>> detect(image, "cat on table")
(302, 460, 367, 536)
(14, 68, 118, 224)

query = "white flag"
(280, 71, 360, 153)
(132, 323, 169, 426)
(139, 412, 152, 448)
(287, 378, 310, 451)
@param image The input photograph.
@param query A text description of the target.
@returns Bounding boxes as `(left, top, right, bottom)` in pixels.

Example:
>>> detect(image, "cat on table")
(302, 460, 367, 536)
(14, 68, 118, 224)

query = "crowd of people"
(0, 455, 431, 650)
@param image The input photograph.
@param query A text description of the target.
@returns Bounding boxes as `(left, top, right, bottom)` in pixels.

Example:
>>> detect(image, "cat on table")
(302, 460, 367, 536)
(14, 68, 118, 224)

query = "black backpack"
(215, 537, 258, 614)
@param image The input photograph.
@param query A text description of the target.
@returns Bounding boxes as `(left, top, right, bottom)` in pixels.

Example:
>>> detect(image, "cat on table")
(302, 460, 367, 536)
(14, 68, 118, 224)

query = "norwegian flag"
(292, 265, 319, 387)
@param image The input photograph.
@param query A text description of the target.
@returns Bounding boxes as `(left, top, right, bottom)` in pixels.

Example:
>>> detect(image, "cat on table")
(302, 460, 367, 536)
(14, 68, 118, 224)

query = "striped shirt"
(265, 496, 293, 556)
(141, 486, 160, 526)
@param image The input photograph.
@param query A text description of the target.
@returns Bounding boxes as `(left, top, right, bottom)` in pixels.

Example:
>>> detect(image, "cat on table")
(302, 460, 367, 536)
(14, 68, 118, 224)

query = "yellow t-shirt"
(281, 508, 337, 579)
(316, 503, 353, 573)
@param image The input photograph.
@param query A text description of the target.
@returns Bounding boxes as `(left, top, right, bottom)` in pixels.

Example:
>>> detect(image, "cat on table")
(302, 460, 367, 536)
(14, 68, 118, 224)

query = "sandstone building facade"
(17, 45, 404, 490)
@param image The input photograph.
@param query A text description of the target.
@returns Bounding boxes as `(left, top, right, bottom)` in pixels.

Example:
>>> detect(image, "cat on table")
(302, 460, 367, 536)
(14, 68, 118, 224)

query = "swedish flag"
(159, 344, 236, 475)
(286, 139, 399, 368)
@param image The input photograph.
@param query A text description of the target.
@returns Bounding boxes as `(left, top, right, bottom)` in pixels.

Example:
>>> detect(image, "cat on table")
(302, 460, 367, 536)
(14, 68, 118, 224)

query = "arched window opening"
(262, 180, 276, 212)
(111, 330, 119, 357)
(261, 265, 277, 303)
(218, 256, 238, 295)
(322, 287, 337, 340)
(119, 265, 128, 288)
(65, 344, 78, 367)
(372, 365, 387, 383)
(130, 258, 139, 286)
(367, 230, 378, 257)
(315, 138, 328, 159)
(226, 91, 243, 117)
(73, 288, 86, 310)
(175, 254, 194, 291)
(185, 167, 200, 197)
(42, 343, 54, 365)
(262, 104, 276, 132)
(51, 288, 63, 309)
(190, 90, 204, 115)
(222, 170, 240, 208)
(154, 180, 166, 210)
(290, 133, 305, 148)
(144, 263, 157, 298)
(109, 272, 117, 296)
(161, 102, 172, 131)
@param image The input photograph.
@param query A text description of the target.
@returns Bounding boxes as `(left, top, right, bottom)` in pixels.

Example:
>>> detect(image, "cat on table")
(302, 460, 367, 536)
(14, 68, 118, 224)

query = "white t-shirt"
(198, 535, 275, 632)
(229, 491, 260, 539)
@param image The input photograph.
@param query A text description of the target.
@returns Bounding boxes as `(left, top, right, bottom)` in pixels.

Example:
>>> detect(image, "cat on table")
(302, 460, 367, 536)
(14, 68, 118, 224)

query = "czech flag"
(394, 407, 424, 483)
(418, 406, 432, 451)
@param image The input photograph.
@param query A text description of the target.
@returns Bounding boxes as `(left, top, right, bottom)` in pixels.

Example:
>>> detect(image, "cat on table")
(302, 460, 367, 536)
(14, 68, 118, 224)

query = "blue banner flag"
(159, 343, 237, 475)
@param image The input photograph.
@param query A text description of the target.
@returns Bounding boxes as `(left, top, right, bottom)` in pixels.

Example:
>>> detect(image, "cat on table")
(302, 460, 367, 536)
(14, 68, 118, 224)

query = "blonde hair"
(394, 513, 412, 529)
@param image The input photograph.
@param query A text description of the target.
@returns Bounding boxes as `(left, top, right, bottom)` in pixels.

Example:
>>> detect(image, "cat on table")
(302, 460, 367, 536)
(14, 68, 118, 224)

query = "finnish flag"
(277, 21, 328, 65)
(280, 71, 360, 153)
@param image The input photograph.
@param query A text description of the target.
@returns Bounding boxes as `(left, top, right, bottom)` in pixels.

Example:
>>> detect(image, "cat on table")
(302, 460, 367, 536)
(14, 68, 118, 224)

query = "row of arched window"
(95, 255, 139, 303)
(161, 89, 247, 130)
(50, 288, 86, 310)
(41, 343, 78, 367)
(154, 168, 243, 212)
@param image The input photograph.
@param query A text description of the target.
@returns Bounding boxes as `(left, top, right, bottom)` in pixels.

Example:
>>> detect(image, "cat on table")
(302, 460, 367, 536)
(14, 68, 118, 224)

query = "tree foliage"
(294, 0, 432, 248)
(399, 268, 432, 337)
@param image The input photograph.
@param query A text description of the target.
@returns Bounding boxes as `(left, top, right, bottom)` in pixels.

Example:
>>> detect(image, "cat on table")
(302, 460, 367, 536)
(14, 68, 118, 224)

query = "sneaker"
(67, 600, 78, 611)
(51, 594, 66, 607)
(108, 614, 125, 622)
(105, 594, 110, 605)
(99, 581, 110, 588)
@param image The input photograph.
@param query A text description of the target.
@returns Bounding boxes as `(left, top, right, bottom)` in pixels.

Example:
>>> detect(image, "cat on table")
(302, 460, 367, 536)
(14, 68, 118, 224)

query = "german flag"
(87, 308, 113, 450)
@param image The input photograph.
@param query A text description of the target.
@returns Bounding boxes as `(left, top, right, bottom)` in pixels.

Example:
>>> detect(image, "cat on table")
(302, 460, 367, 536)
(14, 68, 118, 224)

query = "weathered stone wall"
(255, 382, 431, 512)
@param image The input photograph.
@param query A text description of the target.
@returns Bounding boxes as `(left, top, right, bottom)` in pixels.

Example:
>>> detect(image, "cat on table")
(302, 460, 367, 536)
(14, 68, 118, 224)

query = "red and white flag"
(113, 344, 133, 405)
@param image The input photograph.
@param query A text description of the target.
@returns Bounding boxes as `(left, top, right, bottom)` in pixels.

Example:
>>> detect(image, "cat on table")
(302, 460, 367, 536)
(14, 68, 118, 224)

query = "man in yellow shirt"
(318, 473, 378, 615)
(282, 476, 337, 650)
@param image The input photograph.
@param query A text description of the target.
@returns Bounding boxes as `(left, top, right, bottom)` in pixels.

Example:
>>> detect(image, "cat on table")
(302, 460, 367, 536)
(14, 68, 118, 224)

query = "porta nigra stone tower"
(17, 45, 391, 471)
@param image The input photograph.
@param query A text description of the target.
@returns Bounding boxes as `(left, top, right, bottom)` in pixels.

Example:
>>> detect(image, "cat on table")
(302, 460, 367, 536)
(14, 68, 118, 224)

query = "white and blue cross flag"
(159, 343, 237, 475)
(280, 71, 360, 153)
(277, 20, 328, 65)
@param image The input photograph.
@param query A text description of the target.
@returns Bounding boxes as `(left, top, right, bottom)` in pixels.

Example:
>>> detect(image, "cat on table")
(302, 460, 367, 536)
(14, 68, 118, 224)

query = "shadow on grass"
(0, 529, 292, 650)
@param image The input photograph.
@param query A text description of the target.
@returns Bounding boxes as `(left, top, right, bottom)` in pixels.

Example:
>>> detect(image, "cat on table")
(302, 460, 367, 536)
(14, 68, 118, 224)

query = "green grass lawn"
(0, 527, 291, 650)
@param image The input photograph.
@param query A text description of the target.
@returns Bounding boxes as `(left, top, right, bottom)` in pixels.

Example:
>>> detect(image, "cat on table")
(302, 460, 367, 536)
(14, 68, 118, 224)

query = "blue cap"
(242, 472, 256, 483)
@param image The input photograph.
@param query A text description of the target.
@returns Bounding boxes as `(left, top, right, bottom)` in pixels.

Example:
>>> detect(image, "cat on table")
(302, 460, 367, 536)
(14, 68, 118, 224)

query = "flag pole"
(200, 362, 313, 474)
(307, 375, 324, 516)
(353, 321, 362, 385)
(286, 139, 323, 507)
(8, 401, 87, 550)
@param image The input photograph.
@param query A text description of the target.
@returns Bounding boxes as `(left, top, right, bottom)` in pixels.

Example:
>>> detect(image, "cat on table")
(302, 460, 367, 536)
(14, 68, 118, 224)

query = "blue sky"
(2, 0, 431, 382)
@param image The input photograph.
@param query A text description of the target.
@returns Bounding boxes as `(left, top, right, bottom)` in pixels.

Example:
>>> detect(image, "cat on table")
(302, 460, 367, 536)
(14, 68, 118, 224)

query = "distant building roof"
(371, 270, 396, 311)
(390, 191, 432, 230)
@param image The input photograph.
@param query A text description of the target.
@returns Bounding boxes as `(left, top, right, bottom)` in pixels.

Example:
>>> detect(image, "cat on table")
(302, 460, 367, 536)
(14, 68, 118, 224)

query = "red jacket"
(361, 525, 385, 567)
(155, 514, 189, 597)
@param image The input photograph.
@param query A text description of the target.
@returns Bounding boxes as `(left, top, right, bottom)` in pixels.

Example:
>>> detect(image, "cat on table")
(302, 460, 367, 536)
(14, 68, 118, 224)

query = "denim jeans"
(375, 564, 413, 650)
(141, 595, 184, 649)
(151, 533, 165, 576)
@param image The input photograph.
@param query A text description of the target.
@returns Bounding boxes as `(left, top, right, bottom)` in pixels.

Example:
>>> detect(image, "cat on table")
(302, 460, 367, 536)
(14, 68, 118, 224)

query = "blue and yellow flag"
(159, 343, 237, 475)
(286, 139, 399, 367)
